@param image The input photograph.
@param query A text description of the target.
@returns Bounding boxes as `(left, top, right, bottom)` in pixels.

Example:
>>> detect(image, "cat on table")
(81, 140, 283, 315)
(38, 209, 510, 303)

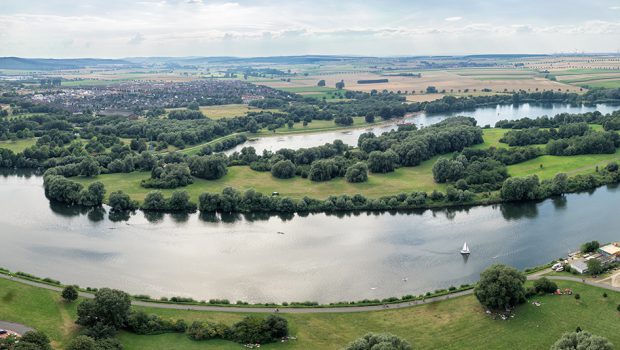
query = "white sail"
(460, 242, 470, 254)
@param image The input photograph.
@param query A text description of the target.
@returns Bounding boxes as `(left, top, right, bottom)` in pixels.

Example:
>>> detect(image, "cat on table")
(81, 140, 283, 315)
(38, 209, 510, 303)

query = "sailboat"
(460, 242, 470, 255)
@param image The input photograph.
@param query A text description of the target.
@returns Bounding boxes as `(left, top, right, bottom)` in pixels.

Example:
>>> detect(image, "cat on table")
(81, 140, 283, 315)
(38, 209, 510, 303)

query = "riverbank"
(1, 274, 619, 350)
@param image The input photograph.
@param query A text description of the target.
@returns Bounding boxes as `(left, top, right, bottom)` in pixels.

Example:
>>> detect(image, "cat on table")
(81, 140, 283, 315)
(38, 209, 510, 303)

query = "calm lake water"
(1, 171, 619, 303)
(226, 103, 620, 154)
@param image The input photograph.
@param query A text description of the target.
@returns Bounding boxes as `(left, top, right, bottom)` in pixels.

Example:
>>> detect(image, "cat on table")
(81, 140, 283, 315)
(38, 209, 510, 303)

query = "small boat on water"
(460, 242, 470, 255)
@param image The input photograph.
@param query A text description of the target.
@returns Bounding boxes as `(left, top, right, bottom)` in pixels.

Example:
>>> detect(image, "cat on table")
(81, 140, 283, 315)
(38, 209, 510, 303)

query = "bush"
(66, 335, 96, 350)
(167, 190, 197, 212)
(127, 310, 186, 335)
(15, 331, 52, 350)
(142, 163, 193, 189)
(575, 293, 581, 300)
(141, 191, 167, 211)
(344, 332, 412, 350)
(367, 150, 399, 173)
(533, 278, 558, 294)
(271, 160, 296, 179)
(188, 154, 228, 180)
(62, 285, 79, 302)
(345, 162, 368, 183)
(550, 330, 613, 350)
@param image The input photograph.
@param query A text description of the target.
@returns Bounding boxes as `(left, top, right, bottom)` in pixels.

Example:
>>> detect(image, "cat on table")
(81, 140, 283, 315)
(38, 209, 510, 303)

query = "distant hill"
(125, 55, 371, 66)
(0, 57, 132, 70)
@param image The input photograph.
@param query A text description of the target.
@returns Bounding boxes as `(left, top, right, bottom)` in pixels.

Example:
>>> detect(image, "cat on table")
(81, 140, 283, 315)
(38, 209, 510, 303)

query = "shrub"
(344, 332, 412, 350)
(62, 285, 79, 302)
(271, 160, 296, 179)
(188, 154, 228, 180)
(581, 240, 600, 253)
(15, 331, 52, 350)
(66, 335, 96, 350)
(533, 277, 558, 294)
(345, 162, 368, 183)
(575, 293, 581, 300)
(550, 330, 613, 350)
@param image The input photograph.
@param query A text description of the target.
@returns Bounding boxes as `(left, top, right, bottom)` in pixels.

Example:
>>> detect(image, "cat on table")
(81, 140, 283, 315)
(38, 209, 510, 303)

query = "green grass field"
(508, 149, 620, 180)
(0, 138, 37, 152)
(73, 156, 444, 202)
(2, 277, 619, 350)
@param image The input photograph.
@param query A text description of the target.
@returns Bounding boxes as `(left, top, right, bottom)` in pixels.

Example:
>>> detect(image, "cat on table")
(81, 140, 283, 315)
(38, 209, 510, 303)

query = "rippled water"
(1, 171, 618, 303)
(226, 103, 620, 154)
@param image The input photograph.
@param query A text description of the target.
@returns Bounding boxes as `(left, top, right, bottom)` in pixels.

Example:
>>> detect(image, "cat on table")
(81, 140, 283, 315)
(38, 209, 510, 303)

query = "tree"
(15, 331, 52, 350)
(550, 331, 613, 350)
(367, 150, 399, 173)
(79, 181, 106, 206)
(76, 288, 131, 330)
(187, 102, 200, 111)
(188, 154, 228, 180)
(345, 162, 368, 183)
(336, 80, 345, 90)
(432, 158, 465, 183)
(317, 80, 326, 87)
(533, 277, 558, 294)
(344, 332, 412, 350)
(587, 259, 603, 275)
(168, 190, 196, 211)
(364, 113, 375, 123)
(474, 264, 526, 310)
(62, 285, 79, 302)
(79, 157, 100, 177)
(66, 336, 96, 350)
(500, 175, 540, 201)
(581, 241, 600, 253)
(142, 191, 167, 211)
(426, 86, 438, 93)
(108, 191, 138, 211)
(271, 160, 296, 179)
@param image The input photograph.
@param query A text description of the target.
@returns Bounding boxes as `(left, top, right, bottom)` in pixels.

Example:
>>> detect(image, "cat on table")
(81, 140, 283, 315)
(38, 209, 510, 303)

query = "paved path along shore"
(2, 270, 619, 314)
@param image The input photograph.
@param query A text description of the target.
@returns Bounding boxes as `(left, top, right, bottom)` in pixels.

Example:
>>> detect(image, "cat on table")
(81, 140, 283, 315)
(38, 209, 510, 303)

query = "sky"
(1, 0, 620, 58)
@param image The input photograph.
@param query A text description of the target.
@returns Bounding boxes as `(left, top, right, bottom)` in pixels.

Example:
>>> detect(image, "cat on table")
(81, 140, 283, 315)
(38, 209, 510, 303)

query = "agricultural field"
(1, 276, 619, 350)
(256, 68, 580, 99)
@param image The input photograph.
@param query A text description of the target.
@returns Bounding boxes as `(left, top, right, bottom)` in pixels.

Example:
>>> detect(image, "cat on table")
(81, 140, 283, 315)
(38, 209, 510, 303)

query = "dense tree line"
(187, 315, 288, 344)
(546, 131, 620, 156)
(499, 123, 591, 146)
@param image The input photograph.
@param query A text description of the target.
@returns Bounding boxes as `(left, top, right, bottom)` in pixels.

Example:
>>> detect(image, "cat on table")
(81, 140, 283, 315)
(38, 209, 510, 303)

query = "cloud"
(128, 33, 145, 45)
(444, 16, 462, 22)
(610, 6, 620, 10)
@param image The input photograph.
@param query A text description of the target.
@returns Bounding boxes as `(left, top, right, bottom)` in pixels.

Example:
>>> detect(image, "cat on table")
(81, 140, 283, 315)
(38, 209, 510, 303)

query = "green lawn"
(0, 138, 37, 152)
(508, 149, 620, 180)
(2, 277, 619, 350)
(472, 128, 508, 149)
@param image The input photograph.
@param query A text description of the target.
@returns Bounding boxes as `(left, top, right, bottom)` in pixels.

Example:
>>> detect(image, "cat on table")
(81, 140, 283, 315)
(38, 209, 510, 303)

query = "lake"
(1, 171, 619, 303)
(226, 103, 620, 154)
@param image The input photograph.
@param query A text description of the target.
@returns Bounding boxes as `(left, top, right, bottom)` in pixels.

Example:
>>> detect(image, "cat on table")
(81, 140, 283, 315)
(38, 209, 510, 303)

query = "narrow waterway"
(225, 103, 620, 154)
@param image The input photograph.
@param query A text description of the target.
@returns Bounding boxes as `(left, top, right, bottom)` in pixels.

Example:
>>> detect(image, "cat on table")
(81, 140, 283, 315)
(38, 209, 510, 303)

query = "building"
(598, 243, 620, 261)
(570, 259, 589, 274)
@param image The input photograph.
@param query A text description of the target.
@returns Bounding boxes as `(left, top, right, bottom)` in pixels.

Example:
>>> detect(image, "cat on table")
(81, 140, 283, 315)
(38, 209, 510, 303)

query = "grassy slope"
(2, 278, 619, 350)
(73, 127, 620, 202)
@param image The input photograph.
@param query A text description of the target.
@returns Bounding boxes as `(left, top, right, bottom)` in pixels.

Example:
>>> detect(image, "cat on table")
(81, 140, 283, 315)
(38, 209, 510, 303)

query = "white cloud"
(609, 6, 620, 10)
(128, 33, 144, 45)
(444, 16, 462, 22)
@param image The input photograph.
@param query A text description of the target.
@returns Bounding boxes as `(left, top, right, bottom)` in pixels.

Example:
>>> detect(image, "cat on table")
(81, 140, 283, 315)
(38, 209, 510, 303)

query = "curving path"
(2, 270, 619, 314)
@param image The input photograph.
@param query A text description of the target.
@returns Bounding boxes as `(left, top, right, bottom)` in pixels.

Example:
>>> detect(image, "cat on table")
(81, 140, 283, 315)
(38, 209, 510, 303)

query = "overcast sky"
(2, 0, 620, 58)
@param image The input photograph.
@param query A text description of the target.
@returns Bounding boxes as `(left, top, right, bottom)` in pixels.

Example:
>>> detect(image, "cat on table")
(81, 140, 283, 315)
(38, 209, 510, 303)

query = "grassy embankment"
(1, 277, 619, 350)
(73, 127, 620, 203)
